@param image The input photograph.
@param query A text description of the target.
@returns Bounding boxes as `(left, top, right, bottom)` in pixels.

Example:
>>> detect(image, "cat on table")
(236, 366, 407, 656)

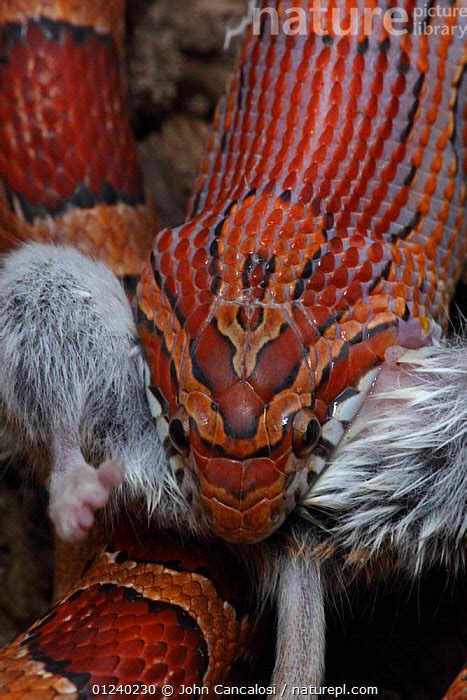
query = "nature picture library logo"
(249, 2, 467, 39)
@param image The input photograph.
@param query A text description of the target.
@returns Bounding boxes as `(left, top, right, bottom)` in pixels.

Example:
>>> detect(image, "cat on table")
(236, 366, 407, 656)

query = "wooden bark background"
(0, 1, 465, 697)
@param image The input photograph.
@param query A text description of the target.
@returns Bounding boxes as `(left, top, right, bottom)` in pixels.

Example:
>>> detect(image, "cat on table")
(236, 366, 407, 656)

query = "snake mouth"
(202, 497, 288, 544)
(195, 456, 290, 543)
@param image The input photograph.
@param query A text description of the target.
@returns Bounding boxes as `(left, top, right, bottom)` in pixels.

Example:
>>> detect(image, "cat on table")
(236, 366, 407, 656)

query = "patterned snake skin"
(137, 1, 465, 542)
(0, 0, 465, 697)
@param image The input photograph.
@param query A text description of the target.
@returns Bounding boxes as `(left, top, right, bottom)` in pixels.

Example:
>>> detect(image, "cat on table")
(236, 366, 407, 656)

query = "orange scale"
(353, 138, 367, 161)
(393, 186, 408, 207)
(319, 252, 335, 273)
(157, 230, 172, 253)
(278, 268, 294, 284)
(307, 304, 333, 331)
(329, 237, 343, 254)
(393, 298, 407, 318)
(359, 116, 372, 141)
(339, 210, 351, 228)
(272, 238, 288, 257)
(330, 81, 343, 104)
(302, 289, 317, 307)
(403, 268, 415, 287)
(112, 615, 141, 642)
(368, 292, 389, 313)
(369, 137, 385, 160)
(95, 640, 120, 657)
(334, 180, 350, 206)
(181, 280, 197, 304)
(91, 655, 121, 673)
(353, 304, 370, 324)
(72, 627, 99, 645)
(117, 638, 145, 656)
(287, 250, 300, 266)
(346, 158, 360, 180)
(160, 252, 173, 277)
(289, 153, 304, 173)
(224, 268, 240, 288)
(267, 209, 283, 226)
(253, 197, 268, 217)
(350, 234, 366, 249)
(198, 290, 213, 305)
(342, 121, 354, 142)
(117, 658, 146, 679)
(444, 179, 456, 201)
(356, 261, 374, 284)
(194, 268, 210, 291)
(289, 202, 305, 221)
(175, 238, 190, 260)
(234, 206, 250, 227)
(152, 610, 179, 628)
(193, 228, 210, 248)
(392, 283, 408, 300)
(166, 624, 186, 644)
(333, 142, 348, 163)
(246, 216, 261, 236)
(439, 201, 450, 224)
(391, 245, 402, 267)
(325, 160, 339, 181)
(313, 145, 327, 164)
(432, 222, 444, 246)
(56, 641, 81, 658)
(144, 642, 168, 658)
(171, 670, 192, 687)
(331, 267, 348, 289)
(92, 627, 119, 645)
(418, 195, 431, 216)
(145, 663, 169, 682)
(343, 280, 363, 306)
(115, 614, 137, 628)
(283, 172, 297, 190)
(279, 222, 295, 240)
(256, 225, 273, 245)
(272, 286, 287, 304)
(382, 160, 397, 183)
(304, 161, 318, 183)
(67, 654, 96, 671)
(319, 286, 336, 308)
(427, 286, 436, 305)
(226, 226, 242, 246)
(180, 218, 198, 237)
(192, 248, 208, 269)
(290, 235, 307, 253)
(176, 260, 192, 283)
(307, 271, 325, 293)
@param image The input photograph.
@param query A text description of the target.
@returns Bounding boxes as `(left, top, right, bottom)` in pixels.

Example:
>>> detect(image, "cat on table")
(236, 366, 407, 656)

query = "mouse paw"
(49, 460, 124, 542)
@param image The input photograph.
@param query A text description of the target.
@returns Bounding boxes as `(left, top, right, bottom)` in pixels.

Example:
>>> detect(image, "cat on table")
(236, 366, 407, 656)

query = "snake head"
(167, 381, 324, 544)
(137, 269, 394, 544)
(137, 218, 433, 544)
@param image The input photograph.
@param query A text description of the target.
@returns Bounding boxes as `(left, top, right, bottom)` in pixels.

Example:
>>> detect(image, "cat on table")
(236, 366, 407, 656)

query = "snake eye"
(292, 408, 321, 457)
(169, 409, 190, 456)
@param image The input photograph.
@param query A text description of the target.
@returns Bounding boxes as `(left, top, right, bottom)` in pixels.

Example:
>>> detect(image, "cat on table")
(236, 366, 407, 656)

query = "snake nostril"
(292, 408, 321, 457)
(168, 409, 190, 456)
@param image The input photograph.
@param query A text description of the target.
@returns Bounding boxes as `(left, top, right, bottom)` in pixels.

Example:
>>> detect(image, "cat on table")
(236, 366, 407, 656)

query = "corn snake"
(0, 0, 465, 697)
